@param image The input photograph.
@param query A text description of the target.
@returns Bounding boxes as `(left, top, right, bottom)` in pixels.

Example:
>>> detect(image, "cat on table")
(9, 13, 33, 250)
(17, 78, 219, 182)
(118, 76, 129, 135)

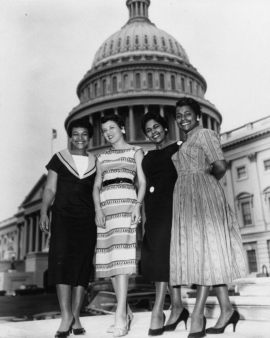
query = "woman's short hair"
(175, 97, 202, 118)
(67, 117, 94, 138)
(141, 111, 168, 135)
(100, 114, 125, 129)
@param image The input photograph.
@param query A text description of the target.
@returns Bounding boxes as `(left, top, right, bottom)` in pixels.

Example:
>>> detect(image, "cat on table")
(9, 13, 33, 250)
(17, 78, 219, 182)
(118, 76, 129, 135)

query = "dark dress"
(141, 142, 180, 282)
(46, 149, 97, 288)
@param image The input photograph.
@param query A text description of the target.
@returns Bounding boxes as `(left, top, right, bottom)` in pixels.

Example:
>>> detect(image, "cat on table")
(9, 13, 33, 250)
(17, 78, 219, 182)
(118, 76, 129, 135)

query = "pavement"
(0, 311, 269, 338)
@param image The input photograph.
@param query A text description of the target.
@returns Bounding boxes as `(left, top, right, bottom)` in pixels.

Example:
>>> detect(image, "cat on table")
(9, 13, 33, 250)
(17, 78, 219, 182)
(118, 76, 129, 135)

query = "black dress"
(46, 149, 97, 288)
(141, 142, 179, 282)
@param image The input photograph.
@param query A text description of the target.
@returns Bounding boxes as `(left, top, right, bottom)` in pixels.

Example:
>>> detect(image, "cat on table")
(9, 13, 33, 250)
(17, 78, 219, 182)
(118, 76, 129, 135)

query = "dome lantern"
(126, 0, 151, 24)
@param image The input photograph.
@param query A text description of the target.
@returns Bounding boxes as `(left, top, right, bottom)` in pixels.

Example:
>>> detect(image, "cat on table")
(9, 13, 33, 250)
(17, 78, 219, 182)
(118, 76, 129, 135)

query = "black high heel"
(72, 327, 86, 335)
(55, 318, 75, 338)
(188, 316, 206, 338)
(148, 313, 166, 336)
(164, 307, 189, 331)
(206, 310, 240, 334)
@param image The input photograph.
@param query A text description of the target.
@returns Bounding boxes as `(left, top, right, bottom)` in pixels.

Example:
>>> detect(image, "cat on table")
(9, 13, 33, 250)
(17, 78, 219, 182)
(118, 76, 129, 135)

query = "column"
(129, 106, 135, 141)
(89, 115, 93, 148)
(248, 152, 265, 228)
(207, 116, 211, 130)
(22, 219, 27, 258)
(35, 214, 40, 252)
(144, 105, 148, 114)
(135, 2, 138, 16)
(199, 116, 203, 126)
(100, 111, 105, 146)
(29, 217, 33, 253)
(213, 119, 218, 133)
(160, 105, 164, 117)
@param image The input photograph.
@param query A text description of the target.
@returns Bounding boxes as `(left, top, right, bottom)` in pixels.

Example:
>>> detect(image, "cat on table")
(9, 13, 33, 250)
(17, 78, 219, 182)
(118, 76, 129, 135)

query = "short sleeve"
(200, 129, 225, 164)
(45, 154, 62, 173)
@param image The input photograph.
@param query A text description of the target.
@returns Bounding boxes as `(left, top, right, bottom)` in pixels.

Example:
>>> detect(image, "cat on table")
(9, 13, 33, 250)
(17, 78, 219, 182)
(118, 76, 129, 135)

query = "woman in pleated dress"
(93, 114, 146, 337)
(39, 117, 97, 338)
(170, 97, 247, 338)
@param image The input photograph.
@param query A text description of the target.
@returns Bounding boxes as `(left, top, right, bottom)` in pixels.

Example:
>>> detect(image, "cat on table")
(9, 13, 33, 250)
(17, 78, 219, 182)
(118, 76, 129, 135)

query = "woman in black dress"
(39, 117, 97, 338)
(141, 112, 189, 336)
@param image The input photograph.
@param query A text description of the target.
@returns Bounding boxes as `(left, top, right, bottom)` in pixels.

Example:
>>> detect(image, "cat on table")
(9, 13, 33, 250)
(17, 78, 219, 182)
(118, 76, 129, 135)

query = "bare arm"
(39, 170, 58, 234)
(92, 160, 106, 228)
(131, 149, 146, 225)
(211, 160, 227, 181)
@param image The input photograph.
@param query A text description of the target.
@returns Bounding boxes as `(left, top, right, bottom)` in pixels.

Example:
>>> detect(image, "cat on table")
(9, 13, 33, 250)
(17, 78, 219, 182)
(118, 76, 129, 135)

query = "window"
(112, 76, 117, 93)
(148, 73, 153, 89)
(171, 75, 176, 90)
(159, 74, 165, 89)
(241, 202, 252, 226)
(189, 80, 193, 94)
(181, 78, 185, 92)
(102, 79, 107, 96)
(247, 249, 258, 273)
(135, 73, 141, 89)
(264, 159, 270, 171)
(237, 166, 247, 180)
(94, 83, 98, 97)
(123, 75, 128, 91)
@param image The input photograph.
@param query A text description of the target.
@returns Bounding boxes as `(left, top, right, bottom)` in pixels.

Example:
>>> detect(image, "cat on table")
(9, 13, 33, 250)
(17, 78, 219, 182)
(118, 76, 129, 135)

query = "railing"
(221, 115, 270, 143)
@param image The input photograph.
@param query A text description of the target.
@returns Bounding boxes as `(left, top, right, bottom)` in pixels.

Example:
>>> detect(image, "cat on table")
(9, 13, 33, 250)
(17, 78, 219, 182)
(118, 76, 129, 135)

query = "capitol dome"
(66, 0, 222, 150)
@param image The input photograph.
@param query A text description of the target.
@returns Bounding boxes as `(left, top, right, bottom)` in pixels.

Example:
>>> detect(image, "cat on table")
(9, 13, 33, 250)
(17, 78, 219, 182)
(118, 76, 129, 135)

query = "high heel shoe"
(206, 310, 240, 334)
(72, 327, 86, 335)
(164, 307, 189, 331)
(188, 316, 206, 338)
(148, 313, 166, 336)
(113, 324, 128, 337)
(55, 318, 75, 338)
(107, 310, 134, 333)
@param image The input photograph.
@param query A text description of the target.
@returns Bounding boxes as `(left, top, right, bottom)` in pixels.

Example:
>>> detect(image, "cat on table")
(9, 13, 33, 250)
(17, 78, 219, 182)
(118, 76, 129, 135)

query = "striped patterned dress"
(170, 126, 247, 286)
(95, 147, 141, 278)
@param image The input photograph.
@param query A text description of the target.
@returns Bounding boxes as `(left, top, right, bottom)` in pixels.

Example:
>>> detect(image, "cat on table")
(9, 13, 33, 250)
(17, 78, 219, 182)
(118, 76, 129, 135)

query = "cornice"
(221, 129, 270, 151)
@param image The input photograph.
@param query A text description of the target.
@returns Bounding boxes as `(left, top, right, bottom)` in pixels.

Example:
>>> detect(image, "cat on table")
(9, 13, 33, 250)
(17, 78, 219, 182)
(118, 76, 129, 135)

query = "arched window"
(135, 35, 139, 45)
(87, 86, 91, 99)
(126, 36, 130, 46)
(112, 76, 117, 93)
(135, 73, 141, 89)
(144, 35, 149, 45)
(148, 73, 153, 89)
(181, 77, 185, 92)
(153, 36, 157, 46)
(171, 75, 176, 90)
(189, 80, 193, 94)
(102, 79, 107, 96)
(123, 74, 128, 91)
(159, 74, 165, 89)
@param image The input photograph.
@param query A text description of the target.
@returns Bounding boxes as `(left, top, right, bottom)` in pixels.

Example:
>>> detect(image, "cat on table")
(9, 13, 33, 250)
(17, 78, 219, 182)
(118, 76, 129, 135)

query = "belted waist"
(178, 169, 211, 176)
(103, 178, 134, 187)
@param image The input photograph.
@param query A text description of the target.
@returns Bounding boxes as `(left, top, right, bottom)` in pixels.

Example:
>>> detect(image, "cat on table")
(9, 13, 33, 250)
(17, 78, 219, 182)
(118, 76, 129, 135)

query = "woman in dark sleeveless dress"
(141, 112, 189, 336)
(39, 117, 97, 338)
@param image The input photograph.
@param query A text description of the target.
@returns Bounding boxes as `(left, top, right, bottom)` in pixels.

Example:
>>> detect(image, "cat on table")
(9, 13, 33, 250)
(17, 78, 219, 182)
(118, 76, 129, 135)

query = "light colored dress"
(170, 126, 246, 286)
(95, 147, 141, 278)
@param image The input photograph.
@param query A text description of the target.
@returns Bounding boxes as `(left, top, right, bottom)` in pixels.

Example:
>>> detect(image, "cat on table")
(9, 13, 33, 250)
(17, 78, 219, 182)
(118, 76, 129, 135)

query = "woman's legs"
(190, 285, 210, 333)
(71, 285, 85, 329)
(114, 274, 129, 328)
(166, 285, 184, 325)
(150, 282, 167, 329)
(212, 284, 234, 327)
(56, 284, 73, 331)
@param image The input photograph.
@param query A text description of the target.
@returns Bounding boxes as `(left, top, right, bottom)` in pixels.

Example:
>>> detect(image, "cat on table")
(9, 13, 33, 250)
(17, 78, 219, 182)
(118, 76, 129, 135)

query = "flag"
(52, 129, 57, 139)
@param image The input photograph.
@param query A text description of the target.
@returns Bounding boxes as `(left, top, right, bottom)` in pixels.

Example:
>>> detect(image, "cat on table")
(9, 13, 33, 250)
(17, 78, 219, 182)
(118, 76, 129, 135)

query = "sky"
(0, 0, 270, 222)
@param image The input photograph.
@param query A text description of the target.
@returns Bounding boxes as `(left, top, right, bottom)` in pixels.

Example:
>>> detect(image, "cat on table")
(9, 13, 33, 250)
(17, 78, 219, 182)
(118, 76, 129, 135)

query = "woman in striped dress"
(93, 114, 146, 337)
(170, 98, 246, 338)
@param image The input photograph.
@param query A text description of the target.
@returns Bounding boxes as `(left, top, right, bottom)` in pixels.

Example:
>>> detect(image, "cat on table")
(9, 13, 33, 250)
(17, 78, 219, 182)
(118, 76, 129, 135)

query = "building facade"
(220, 116, 270, 277)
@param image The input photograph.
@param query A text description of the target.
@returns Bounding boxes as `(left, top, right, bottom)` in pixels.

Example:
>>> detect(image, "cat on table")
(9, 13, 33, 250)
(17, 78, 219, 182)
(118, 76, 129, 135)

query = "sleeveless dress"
(46, 149, 97, 288)
(170, 126, 247, 286)
(141, 142, 179, 282)
(95, 147, 141, 278)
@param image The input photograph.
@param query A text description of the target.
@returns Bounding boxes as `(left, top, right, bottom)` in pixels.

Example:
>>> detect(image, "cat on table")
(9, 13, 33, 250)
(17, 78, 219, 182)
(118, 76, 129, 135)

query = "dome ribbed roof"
(92, 0, 189, 67)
